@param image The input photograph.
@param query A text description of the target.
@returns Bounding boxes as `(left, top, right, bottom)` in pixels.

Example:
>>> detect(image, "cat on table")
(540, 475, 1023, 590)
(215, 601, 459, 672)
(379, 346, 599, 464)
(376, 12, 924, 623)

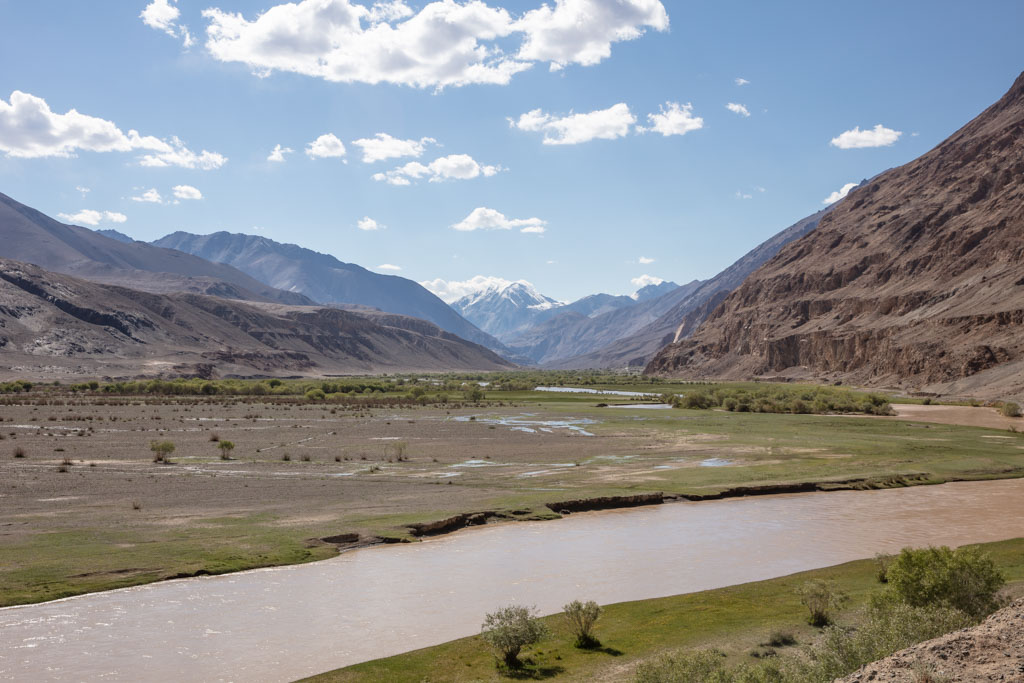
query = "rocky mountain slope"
(504, 279, 703, 365)
(839, 598, 1024, 683)
(647, 71, 1024, 399)
(0, 192, 310, 306)
(153, 231, 501, 351)
(451, 280, 562, 341)
(0, 258, 513, 379)
(553, 205, 836, 369)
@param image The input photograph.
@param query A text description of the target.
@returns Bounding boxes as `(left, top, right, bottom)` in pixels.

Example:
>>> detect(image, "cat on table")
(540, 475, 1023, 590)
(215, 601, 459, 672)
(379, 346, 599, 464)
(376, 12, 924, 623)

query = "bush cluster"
(664, 385, 893, 415)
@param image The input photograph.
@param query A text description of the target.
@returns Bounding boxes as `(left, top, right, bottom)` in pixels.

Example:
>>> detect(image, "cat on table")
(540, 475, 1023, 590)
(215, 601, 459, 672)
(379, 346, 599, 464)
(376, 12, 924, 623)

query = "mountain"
(552, 204, 837, 369)
(632, 280, 679, 302)
(559, 293, 636, 318)
(0, 258, 514, 379)
(647, 71, 1024, 399)
(0, 192, 310, 306)
(95, 229, 135, 244)
(153, 231, 502, 351)
(450, 280, 562, 341)
(503, 279, 705, 365)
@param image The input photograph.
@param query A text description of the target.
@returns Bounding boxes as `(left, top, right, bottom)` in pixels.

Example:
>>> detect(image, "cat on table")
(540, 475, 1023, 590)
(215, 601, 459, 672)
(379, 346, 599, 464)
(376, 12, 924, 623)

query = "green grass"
(303, 538, 1024, 683)
(0, 516, 337, 607)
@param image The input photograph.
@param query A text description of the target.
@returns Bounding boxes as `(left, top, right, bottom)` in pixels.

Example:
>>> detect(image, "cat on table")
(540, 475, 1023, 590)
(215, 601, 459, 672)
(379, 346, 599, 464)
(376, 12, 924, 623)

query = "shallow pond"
(3, 479, 1024, 682)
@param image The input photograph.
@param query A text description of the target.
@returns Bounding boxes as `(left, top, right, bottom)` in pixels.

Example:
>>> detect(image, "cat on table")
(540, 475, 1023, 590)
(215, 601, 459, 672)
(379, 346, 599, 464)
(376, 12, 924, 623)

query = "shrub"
(480, 605, 548, 668)
(763, 630, 796, 647)
(150, 440, 175, 464)
(796, 579, 848, 627)
(884, 545, 1004, 619)
(634, 649, 730, 683)
(1000, 401, 1021, 417)
(13, 446, 25, 458)
(218, 440, 235, 460)
(305, 389, 326, 401)
(874, 553, 894, 583)
(563, 599, 602, 648)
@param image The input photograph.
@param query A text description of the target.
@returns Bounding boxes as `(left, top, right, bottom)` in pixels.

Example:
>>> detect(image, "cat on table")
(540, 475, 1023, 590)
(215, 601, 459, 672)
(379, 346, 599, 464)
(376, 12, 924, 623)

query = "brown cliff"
(647, 71, 1024, 399)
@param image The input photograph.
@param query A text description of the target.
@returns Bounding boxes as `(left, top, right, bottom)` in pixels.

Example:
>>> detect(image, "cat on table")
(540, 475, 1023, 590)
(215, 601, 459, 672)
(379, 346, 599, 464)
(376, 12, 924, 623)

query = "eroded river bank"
(3, 478, 1024, 682)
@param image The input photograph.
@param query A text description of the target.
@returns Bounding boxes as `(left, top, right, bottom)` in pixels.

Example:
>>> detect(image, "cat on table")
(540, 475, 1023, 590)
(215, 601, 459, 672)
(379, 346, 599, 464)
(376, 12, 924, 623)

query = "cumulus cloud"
(377, 263, 402, 271)
(199, 0, 668, 89)
(514, 0, 669, 71)
(58, 209, 128, 226)
(420, 275, 516, 303)
(630, 274, 663, 288)
(352, 133, 436, 163)
(306, 133, 347, 159)
(726, 102, 750, 117)
(510, 103, 636, 145)
(822, 181, 858, 205)
(735, 77, 749, 86)
(132, 188, 164, 203)
(451, 207, 546, 233)
(638, 256, 654, 264)
(0, 91, 225, 169)
(173, 184, 203, 200)
(373, 153, 501, 185)
(830, 124, 902, 149)
(140, 0, 194, 48)
(267, 144, 293, 162)
(357, 216, 384, 231)
(640, 101, 703, 136)
(76, 186, 90, 196)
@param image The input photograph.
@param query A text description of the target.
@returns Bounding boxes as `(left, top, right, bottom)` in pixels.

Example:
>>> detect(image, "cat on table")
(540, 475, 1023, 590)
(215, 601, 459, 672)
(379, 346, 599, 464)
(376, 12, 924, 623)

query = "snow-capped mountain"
(450, 280, 564, 341)
(632, 280, 679, 302)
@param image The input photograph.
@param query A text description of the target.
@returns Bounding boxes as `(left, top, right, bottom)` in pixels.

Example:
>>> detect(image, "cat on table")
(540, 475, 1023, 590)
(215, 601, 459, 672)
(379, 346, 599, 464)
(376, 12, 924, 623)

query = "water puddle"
(453, 414, 598, 436)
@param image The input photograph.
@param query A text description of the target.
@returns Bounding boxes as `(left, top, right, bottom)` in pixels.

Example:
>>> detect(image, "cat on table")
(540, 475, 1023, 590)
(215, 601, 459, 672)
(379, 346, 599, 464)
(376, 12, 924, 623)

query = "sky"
(0, 0, 1022, 303)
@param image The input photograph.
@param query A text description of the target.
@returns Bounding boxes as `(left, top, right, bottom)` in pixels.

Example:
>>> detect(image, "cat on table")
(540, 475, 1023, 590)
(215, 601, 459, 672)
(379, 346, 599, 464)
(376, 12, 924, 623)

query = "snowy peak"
(448, 279, 563, 341)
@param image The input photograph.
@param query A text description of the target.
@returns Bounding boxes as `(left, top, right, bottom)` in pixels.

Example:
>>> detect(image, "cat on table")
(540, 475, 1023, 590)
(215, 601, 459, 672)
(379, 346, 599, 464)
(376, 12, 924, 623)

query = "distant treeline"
(663, 385, 893, 415)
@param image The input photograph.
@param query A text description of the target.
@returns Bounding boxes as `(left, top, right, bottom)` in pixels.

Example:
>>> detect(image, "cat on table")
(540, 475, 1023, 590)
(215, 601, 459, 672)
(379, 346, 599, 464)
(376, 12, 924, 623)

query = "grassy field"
(2, 382, 1023, 606)
(304, 538, 1024, 682)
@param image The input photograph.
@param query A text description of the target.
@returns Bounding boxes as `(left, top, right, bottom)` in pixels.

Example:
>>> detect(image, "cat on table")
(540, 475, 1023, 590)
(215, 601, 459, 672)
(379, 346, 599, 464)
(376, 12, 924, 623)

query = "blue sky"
(1, 0, 1022, 303)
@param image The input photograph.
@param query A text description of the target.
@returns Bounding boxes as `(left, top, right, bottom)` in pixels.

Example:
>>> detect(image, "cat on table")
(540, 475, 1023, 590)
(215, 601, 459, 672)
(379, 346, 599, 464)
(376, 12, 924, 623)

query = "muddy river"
(2, 479, 1024, 682)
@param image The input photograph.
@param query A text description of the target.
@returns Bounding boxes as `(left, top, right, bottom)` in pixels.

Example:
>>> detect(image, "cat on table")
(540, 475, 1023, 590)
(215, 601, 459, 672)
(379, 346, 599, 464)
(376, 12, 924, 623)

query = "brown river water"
(2, 478, 1024, 682)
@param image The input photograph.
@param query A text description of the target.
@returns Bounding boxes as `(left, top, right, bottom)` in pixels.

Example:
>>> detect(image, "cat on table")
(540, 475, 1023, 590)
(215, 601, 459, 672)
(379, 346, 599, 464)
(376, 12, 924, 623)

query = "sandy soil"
(890, 403, 1024, 430)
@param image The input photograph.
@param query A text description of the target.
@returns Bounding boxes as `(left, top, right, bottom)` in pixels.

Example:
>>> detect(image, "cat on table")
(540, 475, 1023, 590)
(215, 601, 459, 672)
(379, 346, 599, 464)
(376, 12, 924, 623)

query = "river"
(2, 479, 1023, 682)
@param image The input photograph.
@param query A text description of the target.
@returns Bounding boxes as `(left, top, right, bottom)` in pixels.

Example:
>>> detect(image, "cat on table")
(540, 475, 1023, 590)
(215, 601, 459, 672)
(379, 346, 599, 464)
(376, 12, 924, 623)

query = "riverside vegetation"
(308, 539, 1023, 682)
(2, 372, 1023, 606)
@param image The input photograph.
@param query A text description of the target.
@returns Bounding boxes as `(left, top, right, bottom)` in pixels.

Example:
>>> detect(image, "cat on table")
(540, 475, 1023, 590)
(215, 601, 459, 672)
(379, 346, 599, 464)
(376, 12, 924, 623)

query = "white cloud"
(58, 209, 128, 226)
(640, 101, 703, 136)
(373, 153, 501, 185)
(735, 190, 752, 200)
(735, 77, 749, 86)
(822, 181, 858, 205)
(199, 0, 667, 89)
(306, 133, 347, 159)
(267, 143, 293, 162)
(172, 184, 203, 200)
(726, 102, 750, 117)
(352, 133, 436, 163)
(510, 103, 636, 145)
(75, 186, 90, 196)
(638, 256, 654, 264)
(357, 216, 384, 231)
(0, 91, 223, 169)
(377, 263, 402, 271)
(451, 207, 546, 233)
(141, 0, 194, 48)
(631, 274, 663, 288)
(830, 124, 902, 149)
(132, 188, 164, 203)
(514, 0, 669, 71)
(421, 275, 515, 303)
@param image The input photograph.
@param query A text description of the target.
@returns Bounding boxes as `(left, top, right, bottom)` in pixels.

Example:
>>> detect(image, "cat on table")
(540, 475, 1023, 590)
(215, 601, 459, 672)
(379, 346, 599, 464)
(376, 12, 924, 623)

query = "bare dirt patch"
(891, 403, 1024, 430)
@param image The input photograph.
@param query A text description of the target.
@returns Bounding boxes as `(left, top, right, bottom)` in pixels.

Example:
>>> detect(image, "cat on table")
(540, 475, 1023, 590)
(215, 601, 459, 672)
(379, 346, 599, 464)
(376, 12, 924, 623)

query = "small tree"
(218, 440, 235, 460)
(797, 579, 848, 627)
(480, 605, 548, 668)
(150, 440, 175, 464)
(563, 599, 602, 648)
(465, 386, 485, 402)
(1001, 401, 1021, 417)
(885, 545, 1004, 619)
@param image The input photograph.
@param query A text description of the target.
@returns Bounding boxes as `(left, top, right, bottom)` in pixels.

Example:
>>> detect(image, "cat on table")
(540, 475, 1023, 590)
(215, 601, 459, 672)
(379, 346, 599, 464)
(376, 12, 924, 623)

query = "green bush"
(884, 546, 1004, 619)
(1000, 401, 1021, 417)
(796, 579, 848, 627)
(480, 605, 548, 668)
(149, 440, 175, 463)
(563, 599, 602, 648)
